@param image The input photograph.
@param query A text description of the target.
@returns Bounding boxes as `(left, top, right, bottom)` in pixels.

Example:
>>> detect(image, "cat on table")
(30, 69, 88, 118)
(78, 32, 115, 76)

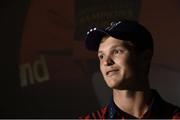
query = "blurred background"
(1, 0, 180, 118)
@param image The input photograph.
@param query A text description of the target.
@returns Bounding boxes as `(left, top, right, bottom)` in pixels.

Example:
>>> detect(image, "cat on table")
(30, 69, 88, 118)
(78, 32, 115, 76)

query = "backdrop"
(1, 0, 180, 118)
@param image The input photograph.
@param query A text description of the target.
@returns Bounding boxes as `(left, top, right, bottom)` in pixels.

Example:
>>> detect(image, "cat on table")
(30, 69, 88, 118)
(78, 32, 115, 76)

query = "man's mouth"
(106, 69, 119, 76)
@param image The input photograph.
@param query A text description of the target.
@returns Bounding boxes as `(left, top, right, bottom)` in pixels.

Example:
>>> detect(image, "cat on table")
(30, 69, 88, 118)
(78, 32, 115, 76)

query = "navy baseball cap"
(85, 20, 153, 52)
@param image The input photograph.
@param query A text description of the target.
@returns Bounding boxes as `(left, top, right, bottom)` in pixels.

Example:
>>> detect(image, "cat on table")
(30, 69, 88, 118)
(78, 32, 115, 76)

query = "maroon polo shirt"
(80, 90, 180, 119)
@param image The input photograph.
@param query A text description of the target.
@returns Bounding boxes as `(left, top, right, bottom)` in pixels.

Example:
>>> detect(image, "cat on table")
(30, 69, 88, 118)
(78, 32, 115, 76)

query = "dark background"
(1, 0, 180, 118)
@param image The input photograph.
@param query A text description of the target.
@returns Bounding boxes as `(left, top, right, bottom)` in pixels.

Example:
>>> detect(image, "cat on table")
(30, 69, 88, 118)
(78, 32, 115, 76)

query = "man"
(81, 20, 180, 119)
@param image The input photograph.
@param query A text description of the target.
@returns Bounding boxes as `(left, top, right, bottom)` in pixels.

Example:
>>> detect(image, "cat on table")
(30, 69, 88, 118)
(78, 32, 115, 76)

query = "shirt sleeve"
(172, 108, 180, 119)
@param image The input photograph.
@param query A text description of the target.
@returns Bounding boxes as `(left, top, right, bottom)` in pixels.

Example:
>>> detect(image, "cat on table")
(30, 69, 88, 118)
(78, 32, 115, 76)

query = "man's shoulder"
(171, 105, 180, 119)
(153, 90, 180, 118)
(166, 102, 180, 117)
(79, 105, 108, 119)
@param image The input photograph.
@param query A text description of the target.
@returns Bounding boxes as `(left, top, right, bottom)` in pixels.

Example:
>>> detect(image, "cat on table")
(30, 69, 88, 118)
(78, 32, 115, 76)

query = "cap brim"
(85, 28, 109, 51)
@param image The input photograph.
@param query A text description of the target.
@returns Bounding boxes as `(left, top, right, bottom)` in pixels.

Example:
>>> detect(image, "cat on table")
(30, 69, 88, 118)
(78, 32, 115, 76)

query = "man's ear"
(140, 49, 153, 62)
(137, 49, 153, 72)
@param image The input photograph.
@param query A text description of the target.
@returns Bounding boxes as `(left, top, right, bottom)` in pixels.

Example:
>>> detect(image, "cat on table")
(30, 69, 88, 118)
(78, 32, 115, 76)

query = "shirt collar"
(107, 89, 158, 119)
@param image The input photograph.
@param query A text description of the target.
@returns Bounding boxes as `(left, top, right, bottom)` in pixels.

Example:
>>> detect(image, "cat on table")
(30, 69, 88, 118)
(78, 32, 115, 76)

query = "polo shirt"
(80, 90, 180, 119)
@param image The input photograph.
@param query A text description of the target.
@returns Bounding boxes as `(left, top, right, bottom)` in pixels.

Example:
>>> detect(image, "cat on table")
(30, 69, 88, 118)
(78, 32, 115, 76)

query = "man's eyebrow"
(98, 45, 124, 54)
(111, 45, 123, 48)
(98, 51, 103, 54)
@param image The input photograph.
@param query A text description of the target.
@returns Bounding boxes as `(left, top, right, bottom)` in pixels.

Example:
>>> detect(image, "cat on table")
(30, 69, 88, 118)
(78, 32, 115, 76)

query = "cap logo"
(105, 21, 122, 31)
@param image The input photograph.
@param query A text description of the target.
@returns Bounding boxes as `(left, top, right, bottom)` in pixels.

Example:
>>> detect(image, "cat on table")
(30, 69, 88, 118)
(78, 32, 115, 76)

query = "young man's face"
(98, 36, 139, 89)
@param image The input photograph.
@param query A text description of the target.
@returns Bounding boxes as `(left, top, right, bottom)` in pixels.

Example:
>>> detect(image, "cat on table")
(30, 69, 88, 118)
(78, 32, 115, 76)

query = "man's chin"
(106, 83, 121, 89)
(106, 82, 130, 90)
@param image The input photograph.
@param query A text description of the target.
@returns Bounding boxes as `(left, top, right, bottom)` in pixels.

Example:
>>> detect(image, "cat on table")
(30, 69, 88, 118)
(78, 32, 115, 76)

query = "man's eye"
(114, 49, 122, 55)
(98, 55, 104, 59)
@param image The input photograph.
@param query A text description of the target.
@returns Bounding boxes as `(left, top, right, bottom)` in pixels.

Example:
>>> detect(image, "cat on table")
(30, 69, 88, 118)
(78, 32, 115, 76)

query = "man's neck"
(113, 89, 152, 118)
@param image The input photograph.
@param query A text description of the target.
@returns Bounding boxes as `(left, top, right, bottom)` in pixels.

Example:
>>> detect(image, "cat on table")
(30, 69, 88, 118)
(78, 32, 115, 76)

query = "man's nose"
(103, 56, 114, 66)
